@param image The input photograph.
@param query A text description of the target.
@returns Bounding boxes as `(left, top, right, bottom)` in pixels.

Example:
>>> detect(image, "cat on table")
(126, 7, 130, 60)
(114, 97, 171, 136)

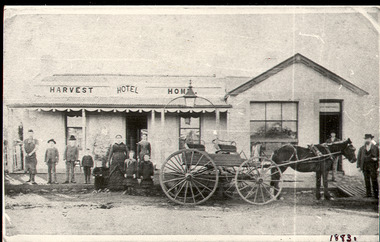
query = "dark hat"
(364, 134, 374, 139)
(69, 135, 76, 141)
(28, 129, 34, 132)
(47, 139, 56, 144)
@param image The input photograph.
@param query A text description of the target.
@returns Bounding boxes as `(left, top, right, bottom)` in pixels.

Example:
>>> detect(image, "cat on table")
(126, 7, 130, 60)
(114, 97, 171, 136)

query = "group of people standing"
(23, 129, 154, 194)
(107, 134, 154, 194)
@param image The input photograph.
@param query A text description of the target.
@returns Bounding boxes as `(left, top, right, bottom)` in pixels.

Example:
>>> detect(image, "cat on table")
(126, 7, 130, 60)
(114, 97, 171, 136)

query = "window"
(250, 102, 298, 155)
(179, 116, 201, 149)
(66, 112, 83, 150)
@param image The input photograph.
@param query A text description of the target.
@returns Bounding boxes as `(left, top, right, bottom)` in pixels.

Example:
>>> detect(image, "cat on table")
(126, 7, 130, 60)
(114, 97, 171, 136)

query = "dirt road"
(4, 190, 379, 238)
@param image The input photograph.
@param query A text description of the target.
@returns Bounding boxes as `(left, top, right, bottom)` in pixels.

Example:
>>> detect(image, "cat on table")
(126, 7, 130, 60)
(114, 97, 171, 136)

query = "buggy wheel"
(159, 149, 219, 205)
(235, 157, 283, 205)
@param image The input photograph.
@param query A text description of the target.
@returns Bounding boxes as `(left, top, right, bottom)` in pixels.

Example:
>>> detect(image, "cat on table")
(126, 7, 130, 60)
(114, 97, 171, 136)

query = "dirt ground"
(3, 189, 379, 237)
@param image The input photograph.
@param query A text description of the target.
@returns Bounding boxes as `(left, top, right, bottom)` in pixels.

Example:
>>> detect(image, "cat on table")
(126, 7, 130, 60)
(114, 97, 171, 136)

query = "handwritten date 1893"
(330, 234, 357, 241)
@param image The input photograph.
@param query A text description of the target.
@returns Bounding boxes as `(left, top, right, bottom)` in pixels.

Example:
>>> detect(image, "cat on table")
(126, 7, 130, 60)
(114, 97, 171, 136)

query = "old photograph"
(3, 6, 380, 241)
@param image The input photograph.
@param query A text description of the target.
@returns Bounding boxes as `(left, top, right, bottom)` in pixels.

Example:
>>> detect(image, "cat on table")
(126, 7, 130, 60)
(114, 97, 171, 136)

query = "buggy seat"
(216, 144, 237, 154)
(186, 143, 206, 151)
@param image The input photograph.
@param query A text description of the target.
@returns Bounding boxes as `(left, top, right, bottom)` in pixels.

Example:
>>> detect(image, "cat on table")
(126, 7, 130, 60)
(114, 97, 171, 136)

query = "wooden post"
(6, 108, 14, 173)
(215, 108, 220, 135)
(82, 109, 86, 152)
(150, 111, 155, 163)
(161, 109, 165, 165)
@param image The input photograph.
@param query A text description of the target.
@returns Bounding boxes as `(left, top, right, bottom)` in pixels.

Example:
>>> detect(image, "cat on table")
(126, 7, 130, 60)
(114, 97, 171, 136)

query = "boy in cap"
(23, 129, 39, 184)
(63, 135, 79, 184)
(357, 134, 379, 199)
(44, 139, 59, 184)
(81, 148, 94, 184)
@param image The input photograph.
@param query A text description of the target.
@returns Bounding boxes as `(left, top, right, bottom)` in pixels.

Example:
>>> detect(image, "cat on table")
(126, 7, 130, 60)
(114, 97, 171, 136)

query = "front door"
(319, 100, 343, 170)
(126, 114, 148, 156)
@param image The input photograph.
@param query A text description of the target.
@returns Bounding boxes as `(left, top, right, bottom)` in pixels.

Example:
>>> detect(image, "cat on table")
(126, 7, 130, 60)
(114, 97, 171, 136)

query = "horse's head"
(341, 138, 357, 163)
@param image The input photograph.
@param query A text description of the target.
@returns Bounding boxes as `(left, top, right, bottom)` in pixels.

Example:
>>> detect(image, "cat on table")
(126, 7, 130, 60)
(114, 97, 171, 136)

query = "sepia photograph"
(3, 6, 379, 242)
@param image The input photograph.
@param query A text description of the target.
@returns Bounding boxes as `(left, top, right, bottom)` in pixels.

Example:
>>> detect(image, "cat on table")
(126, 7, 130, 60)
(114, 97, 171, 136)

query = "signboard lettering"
(320, 102, 341, 112)
(117, 85, 139, 94)
(168, 88, 187, 95)
(49, 86, 94, 94)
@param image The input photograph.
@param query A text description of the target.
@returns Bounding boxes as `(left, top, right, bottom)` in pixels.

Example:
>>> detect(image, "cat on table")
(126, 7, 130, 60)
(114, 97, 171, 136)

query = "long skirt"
(140, 178, 153, 189)
(125, 177, 138, 187)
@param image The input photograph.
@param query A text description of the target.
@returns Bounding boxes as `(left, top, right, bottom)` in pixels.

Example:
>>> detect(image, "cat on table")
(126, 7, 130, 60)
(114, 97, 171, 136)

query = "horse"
(270, 138, 357, 200)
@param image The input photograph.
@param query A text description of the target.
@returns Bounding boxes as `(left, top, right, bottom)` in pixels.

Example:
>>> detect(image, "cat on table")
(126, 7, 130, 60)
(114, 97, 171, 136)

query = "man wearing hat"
(23, 129, 39, 184)
(44, 139, 59, 184)
(63, 135, 79, 184)
(325, 131, 341, 181)
(357, 134, 379, 199)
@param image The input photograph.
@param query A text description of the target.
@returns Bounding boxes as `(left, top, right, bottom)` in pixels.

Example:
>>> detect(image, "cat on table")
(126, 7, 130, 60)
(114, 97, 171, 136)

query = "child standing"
(124, 150, 138, 195)
(138, 154, 154, 195)
(44, 139, 59, 184)
(81, 148, 94, 184)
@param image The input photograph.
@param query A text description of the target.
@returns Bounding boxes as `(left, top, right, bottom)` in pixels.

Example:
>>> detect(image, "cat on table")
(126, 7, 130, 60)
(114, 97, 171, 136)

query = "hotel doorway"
(126, 114, 148, 155)
(319, 100, 343, 170)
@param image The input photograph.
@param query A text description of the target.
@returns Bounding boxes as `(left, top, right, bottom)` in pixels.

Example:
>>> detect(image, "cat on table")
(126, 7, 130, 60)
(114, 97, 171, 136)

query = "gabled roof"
(226, 53, 369, 97)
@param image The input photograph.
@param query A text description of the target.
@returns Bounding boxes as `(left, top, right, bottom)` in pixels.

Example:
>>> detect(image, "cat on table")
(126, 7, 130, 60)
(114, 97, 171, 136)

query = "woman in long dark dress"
(107, 135, 129, 191)
(137, 134, 151, 161)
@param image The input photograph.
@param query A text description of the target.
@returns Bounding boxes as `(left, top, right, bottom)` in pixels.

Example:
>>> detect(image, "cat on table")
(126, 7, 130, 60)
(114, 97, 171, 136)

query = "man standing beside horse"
(325, 131, 341, 182)
(357, 134, 379, 199)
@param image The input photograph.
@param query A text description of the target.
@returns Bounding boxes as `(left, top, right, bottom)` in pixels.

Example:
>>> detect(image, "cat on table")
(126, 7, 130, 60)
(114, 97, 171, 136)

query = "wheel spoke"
(238, 183, 252, 191)
(245, 186, 257, 199)
(262, 183, 274, 199)
(262, 182, 281, 192)
(191, 181, 205, 199)
(190, 151, 194, 166)
(224, 183, 235, 192)
(190, 154, 204, 172)
(181, 151, 187, 169)
(172, 156, 186, 173)
(162, 177, 185, 183)
(183, 181, 189, 203)
(260, 185, 265, 203)
(267, 169, 281, 177)
(189, 182, 196, 203)
(193, 177, 216, 183)
(253, 186, 259, 203)
(165, 162, 184, 174)
(163, 172, 184, 177)
(174, 180, 187, 199)
(166, 179, 186, 194)
(192, 167, 211, 177)
(193, 179, 213, 192)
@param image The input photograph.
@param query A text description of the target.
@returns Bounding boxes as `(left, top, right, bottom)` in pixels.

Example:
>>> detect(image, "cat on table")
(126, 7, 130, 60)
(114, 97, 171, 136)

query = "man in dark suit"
(326, 131, 340, 181)
(357, 134, 379, 199)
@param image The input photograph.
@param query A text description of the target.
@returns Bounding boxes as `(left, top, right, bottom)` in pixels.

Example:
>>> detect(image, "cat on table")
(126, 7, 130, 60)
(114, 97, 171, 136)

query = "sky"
(3, 7, 379, 103)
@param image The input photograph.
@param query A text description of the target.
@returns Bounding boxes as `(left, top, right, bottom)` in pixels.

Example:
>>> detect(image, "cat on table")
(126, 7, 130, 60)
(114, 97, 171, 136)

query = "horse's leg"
(322, 161, 332, 200)
(315, 170, 322, 200)
(271, 166, 287, 199)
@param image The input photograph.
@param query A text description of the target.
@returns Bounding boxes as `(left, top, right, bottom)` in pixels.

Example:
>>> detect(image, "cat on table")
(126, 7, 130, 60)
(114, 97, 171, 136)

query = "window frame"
(65, 111, 83, 150)
(179, 115, 201, 149)
(250, 101, 299, 143)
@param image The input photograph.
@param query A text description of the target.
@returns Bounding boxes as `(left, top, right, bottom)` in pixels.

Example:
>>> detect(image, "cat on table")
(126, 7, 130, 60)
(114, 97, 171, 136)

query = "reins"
(282, 144, 342, 165)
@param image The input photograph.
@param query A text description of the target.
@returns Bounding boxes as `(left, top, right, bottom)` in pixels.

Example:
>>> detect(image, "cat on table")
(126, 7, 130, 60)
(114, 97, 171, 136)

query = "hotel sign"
(320, 102, 341, 112)
(38, 83, 220, 97)
(49, 86, 95, 94)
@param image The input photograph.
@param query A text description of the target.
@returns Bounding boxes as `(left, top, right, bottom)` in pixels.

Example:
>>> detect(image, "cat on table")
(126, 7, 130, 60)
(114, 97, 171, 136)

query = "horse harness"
(284, 144, 341, 164)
